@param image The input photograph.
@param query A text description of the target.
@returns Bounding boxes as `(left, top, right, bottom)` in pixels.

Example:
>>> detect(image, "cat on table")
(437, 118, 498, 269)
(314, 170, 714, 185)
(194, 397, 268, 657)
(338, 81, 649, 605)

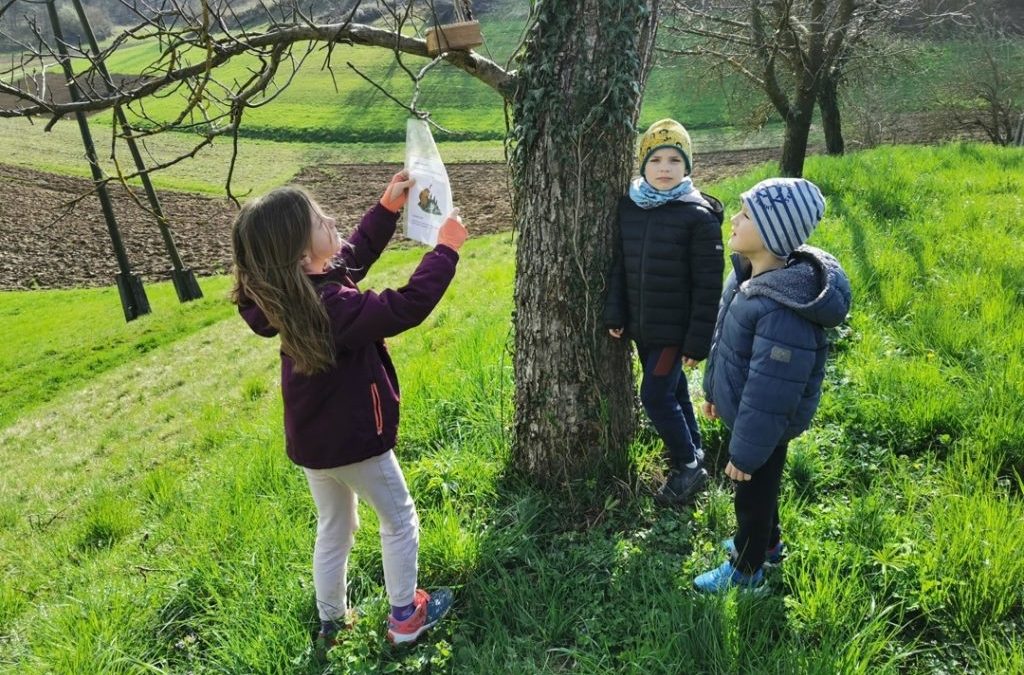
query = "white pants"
(303, 450, 419, 621)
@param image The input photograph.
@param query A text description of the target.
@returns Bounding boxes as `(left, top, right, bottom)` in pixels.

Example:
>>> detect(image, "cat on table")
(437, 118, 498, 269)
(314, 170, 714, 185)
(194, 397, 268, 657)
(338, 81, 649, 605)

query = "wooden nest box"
(425, 20, 483, 55)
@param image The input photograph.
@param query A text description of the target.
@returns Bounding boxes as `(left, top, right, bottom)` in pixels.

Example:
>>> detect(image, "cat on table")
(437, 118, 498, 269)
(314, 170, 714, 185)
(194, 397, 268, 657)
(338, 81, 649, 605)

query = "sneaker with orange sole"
(386, 588, 453, 645)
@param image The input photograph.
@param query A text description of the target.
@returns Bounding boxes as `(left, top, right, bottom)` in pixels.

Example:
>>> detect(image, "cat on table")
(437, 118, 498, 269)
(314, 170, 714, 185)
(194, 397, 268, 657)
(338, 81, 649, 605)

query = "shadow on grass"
(441, 460, 797, 673)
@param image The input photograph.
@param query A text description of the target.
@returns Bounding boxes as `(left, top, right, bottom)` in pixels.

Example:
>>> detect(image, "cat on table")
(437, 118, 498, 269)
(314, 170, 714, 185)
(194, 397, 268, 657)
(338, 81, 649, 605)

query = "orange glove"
(437, 208, 468, 252)
(380, 170, 416, 213)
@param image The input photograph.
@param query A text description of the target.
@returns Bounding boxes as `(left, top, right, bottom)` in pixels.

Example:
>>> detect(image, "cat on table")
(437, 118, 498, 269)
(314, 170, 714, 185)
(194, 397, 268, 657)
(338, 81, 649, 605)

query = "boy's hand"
(608, 328, 624, 339)
(437, 209, 467, 252)
(380, 170, 415, 213)
(683, 357, 701, 368)
(725, 461, 751, 482)
(701, 401, 718, 420)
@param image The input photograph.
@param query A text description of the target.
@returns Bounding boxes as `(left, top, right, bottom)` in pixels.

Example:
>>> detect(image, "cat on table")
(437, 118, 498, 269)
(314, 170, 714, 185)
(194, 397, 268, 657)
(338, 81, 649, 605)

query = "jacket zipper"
(705, 283, 740, 394)
(638, 212, 652, 345)
(370, 382, 384, 436)
(711, 285, 739, 348)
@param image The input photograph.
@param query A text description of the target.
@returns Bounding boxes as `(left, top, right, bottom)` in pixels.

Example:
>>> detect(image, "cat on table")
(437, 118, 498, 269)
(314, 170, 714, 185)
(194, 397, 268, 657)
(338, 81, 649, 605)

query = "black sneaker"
(655, 465, 708, 505)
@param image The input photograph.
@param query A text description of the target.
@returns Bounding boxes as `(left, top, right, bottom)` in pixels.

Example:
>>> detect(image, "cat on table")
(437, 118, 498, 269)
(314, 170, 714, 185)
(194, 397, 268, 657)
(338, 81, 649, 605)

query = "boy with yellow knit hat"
(604, 119, 725, 505)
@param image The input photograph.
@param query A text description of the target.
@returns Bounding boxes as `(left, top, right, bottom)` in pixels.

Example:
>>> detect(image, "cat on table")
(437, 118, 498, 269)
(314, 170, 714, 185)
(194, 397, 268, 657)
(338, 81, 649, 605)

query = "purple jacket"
(238, 203, 459, 469)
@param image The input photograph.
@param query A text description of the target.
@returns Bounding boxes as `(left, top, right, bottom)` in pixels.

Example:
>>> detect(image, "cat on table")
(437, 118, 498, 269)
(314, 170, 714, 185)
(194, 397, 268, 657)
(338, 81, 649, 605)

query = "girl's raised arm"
(338, 172, 414, 282)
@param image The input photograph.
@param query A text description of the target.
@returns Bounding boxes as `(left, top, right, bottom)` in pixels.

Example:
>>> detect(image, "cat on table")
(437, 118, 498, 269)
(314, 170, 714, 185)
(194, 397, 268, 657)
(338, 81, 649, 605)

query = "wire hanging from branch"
(346, 55, 453, 134)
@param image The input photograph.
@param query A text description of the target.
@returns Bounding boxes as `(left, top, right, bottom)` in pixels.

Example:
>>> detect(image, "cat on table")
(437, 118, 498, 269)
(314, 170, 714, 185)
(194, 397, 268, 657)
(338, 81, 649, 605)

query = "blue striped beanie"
(741, 178, 825, 258)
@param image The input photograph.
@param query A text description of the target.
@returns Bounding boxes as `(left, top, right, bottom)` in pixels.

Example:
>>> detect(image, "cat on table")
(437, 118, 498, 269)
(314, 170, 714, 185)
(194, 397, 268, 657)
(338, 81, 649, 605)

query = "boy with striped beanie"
(695, 176, 851, 593)
(740, 177, 826, 258)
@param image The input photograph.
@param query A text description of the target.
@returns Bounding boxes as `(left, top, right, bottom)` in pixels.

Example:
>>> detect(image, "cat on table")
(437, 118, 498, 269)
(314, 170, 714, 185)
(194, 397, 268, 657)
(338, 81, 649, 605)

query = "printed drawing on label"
(418, 186, 442, 215)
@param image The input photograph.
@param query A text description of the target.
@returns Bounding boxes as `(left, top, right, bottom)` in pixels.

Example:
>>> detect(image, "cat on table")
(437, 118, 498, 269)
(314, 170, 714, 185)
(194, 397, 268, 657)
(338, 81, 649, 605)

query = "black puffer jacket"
(603, 193, 725, 358)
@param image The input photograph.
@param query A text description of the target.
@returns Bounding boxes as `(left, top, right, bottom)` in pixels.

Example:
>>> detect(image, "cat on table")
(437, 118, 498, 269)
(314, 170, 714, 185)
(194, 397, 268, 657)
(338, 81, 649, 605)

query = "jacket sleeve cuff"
(728, 436, 773, 475)
(728, 453, 762, 476)
(372, 202, 401, 223)
(433, 244, 460, 262)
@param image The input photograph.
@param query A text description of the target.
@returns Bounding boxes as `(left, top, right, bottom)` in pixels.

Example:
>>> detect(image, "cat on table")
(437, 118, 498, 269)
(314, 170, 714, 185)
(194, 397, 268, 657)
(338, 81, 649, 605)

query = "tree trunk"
(818, 75, 844, 155)
(779, 94, 817, 177)
(509, 0, 659, 490)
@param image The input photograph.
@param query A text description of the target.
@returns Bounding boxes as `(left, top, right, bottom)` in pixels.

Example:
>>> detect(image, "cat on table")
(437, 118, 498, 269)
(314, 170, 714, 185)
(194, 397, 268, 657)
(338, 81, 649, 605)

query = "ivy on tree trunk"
(508, 0, 659, 491)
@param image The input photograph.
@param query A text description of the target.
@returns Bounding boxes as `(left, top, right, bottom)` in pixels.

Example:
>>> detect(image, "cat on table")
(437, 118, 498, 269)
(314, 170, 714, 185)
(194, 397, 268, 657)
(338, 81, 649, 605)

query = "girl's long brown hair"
(231, 187, 336, 375)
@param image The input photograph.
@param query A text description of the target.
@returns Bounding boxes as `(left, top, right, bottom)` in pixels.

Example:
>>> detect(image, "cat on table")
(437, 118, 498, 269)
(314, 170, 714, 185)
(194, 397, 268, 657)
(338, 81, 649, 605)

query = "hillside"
(1, 144, 1022, 673)
(2, 0, 1020, 194)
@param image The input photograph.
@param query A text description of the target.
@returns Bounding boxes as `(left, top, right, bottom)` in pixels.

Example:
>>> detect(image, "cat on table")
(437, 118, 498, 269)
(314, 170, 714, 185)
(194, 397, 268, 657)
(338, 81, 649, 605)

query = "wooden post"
(45, 0, 150, 321)
(70, 0, 202, 302)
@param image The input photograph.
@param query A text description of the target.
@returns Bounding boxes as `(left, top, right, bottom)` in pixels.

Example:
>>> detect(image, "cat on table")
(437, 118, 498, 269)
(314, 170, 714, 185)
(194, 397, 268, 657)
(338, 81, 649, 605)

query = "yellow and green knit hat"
(637, 119, 693, 176)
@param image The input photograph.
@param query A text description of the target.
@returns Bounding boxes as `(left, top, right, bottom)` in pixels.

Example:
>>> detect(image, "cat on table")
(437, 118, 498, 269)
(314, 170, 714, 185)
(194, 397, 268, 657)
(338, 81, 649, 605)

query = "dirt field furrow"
(0, 149, 777, 290)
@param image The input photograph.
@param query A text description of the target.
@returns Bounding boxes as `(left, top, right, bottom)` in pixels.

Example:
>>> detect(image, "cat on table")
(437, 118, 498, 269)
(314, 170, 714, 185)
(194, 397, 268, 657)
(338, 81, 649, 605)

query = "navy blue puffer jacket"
(703, 246, 851, 474)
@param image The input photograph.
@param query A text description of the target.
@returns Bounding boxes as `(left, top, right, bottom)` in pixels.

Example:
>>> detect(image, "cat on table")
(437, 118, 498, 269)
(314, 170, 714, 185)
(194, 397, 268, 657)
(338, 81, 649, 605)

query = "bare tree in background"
(0, 0, 658, 493)
(934, 19, 1024, 146)
(661, 0, 969, 176)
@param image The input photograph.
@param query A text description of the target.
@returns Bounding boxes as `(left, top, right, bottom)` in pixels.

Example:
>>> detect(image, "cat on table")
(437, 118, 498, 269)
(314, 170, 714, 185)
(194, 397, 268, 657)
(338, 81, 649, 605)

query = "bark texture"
(509, 0, 659, 488)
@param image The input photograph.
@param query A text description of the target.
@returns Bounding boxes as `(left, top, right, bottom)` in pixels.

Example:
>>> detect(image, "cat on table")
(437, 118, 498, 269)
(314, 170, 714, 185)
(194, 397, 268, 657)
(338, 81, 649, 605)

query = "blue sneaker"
(694, 561, 765, 593)
(722, 538, 785, 566)
(387, 588, 453, 645)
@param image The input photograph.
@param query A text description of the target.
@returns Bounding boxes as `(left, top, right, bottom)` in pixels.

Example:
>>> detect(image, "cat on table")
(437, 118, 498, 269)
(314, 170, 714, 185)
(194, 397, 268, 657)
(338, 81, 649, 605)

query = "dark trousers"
(635, 343, 702, 468)
(733, 442, 788, 574)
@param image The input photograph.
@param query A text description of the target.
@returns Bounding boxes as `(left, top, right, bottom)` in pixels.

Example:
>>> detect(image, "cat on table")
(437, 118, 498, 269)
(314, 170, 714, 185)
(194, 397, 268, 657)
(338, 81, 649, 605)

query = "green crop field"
(3, 1, 1021, 197)
(89, 18, 1009, 145)
(88, 13, 533, 144)
(1, 143, 1022, 673)
(0, 114, 507, 195)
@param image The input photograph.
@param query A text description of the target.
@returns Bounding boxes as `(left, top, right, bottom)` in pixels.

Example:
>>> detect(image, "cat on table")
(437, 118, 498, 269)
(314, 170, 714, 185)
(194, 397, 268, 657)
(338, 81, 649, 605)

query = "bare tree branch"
(1, 17, 515, 120)
(0, 1, 517, 203)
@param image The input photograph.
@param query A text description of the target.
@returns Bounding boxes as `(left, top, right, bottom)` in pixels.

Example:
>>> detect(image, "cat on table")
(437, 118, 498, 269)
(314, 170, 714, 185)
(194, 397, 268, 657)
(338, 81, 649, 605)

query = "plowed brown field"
(0, 149, 776, 290)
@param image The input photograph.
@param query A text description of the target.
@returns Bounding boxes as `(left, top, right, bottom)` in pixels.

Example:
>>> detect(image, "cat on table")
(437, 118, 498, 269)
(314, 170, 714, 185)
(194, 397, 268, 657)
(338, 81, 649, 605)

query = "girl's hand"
(608, 328, 624, 339)
(683, 357, 700, 368)
(380, 170, 415, 213)
(725, 461, 752, 482)
(701, 401, 718, 420)
(437, 209, 468, 251)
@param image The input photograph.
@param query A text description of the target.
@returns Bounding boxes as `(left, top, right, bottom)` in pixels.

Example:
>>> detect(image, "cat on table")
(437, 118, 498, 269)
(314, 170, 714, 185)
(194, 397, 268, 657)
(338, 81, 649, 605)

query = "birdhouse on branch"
(425, 0, 483, 55)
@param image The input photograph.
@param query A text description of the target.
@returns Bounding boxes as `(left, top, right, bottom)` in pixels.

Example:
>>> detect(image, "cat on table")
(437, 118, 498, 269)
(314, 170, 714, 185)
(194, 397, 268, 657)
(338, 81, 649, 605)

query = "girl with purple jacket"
(231, 171, 466, 647)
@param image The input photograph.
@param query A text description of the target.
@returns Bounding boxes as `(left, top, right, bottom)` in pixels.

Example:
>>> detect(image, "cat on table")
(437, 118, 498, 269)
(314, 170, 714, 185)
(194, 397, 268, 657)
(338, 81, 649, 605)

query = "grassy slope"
(92, 20, 1008, 144)
(1, 144, 1023, 673)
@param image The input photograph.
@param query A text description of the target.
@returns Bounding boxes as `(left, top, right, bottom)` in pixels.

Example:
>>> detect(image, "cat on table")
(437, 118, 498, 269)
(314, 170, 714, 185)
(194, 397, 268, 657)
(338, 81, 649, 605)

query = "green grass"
(1, 144, 1023, 672)
(93, 19, 1013, 145)
(91, 15, 532, 142)
(0, 277, 237, 428)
